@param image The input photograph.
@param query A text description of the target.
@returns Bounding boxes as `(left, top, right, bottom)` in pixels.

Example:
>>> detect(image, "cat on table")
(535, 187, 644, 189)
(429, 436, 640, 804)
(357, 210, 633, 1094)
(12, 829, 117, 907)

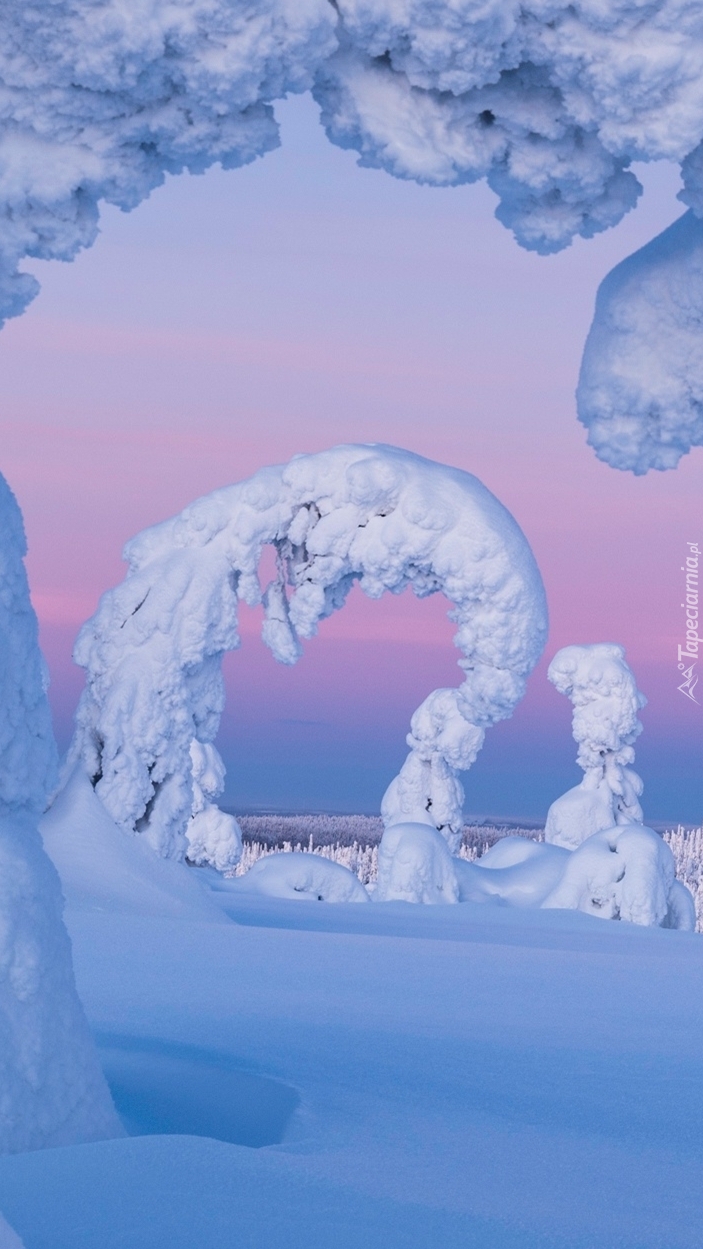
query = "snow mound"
(545, 644, 646, 850)
(41, 769, 227, 923)
(225, 853, 370, 902)
(66, 444, 546, 863)
(455, 842, 570, 908)
(543, 824, 695, 930)
(375, 822, 459, 904)
(0, 475, 122, 1154)
(578, 211, 703, 473)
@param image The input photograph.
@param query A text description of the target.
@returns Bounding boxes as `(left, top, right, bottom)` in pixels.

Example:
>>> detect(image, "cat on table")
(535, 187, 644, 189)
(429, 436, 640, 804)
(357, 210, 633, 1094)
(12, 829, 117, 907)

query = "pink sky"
(1, 94, 700, 820)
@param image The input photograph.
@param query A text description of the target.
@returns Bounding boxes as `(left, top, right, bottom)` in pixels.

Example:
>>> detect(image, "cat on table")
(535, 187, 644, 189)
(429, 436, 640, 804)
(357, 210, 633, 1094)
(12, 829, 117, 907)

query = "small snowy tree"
(0, 475, 121, 1153)
(545, 643, 647, 850)
(65, 445, 547, 867)
(543, 643, 695, 929)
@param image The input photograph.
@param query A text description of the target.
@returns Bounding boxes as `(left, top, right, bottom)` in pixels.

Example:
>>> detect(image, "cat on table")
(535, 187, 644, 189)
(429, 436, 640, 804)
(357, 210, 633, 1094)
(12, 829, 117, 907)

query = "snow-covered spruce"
(545, 644, 647, 850)
(66, 445, 547, 867)
(577, 212, 703, 473)
(0, 475, 121, 1154)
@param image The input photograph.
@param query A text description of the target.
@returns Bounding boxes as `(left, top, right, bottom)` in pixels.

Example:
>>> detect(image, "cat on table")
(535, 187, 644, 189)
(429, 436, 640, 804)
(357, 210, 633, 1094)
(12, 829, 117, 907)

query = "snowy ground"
(1, 796, 702, 1249)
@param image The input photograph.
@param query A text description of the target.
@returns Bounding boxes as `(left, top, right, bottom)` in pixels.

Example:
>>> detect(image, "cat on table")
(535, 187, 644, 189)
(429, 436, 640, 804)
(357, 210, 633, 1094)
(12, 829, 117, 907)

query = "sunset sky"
(1, 93, 700, 822)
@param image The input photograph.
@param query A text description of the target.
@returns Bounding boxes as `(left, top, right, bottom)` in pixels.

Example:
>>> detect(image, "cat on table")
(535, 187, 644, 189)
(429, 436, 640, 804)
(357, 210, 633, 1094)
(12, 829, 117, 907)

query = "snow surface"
(578, 210, 703, 472)
(67, 444, 546, 863)
(0, 475, 121, 1155)
(3, 796, 703, 1248)
(0, 1213, 23, 1249)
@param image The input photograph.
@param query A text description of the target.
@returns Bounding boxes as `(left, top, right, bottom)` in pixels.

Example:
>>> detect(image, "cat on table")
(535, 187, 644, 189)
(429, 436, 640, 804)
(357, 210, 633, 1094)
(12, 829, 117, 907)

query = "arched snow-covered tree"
(66, 444, 548, 866)
(0, 474, 121, 1154)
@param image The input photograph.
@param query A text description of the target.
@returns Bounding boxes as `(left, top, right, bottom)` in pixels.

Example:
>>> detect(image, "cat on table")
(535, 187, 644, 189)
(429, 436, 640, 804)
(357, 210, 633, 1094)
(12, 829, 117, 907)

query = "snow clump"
(0, 475, 122, 1154)
(66, 444, 547, 868)
(577, 212, 703, 473)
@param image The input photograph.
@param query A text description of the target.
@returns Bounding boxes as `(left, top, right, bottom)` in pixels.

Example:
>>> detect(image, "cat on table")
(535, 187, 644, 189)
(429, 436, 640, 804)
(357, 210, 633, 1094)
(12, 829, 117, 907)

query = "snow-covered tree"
(0, 475, 121, 1154)
(545, 644, 647, 850)
(65, 444, 547, 867)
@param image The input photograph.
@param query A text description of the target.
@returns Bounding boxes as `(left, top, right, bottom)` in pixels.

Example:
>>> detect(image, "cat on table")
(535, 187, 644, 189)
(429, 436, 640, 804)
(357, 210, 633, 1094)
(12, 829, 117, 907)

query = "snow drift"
(0, 475, 121, 1155)
(2, 1, 703, 470)
(66, 444, 547, 867)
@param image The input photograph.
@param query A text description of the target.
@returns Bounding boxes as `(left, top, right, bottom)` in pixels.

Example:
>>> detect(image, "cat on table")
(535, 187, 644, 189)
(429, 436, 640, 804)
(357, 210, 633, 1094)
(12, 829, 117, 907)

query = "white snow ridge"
(65, 444, 547, 867)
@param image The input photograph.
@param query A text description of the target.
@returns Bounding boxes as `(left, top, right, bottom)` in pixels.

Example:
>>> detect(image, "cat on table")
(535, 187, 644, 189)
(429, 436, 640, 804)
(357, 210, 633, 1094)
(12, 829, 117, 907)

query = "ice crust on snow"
(545, 643, 646, 850)
(577, 210, 703, 473)
(2, 4, 703, 471)
(66, 444, 547, 866)
(0, 475, 121, 1155)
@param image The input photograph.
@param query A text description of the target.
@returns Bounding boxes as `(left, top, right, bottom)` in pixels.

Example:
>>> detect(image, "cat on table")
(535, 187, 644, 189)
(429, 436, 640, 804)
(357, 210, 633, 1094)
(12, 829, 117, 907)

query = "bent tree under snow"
(66, 444, 547, 868)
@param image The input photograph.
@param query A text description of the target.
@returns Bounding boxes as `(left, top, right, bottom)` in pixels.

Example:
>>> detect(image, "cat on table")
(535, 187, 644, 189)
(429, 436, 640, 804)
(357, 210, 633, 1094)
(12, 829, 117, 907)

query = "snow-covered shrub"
(545, 644, 647, 850)
(227, 852, 370, 902)
(0, 475, 121, 1154)
(66, 445, 546, 867)
(543, 823, 695, 930)
(375, 822, 459, 904)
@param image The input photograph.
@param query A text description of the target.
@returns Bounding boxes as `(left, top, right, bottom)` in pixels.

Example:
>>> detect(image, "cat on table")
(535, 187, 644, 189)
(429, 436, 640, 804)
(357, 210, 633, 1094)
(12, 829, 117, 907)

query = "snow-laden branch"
(2, 1, 703, 471)
(545, 643, 647, 850)
(66, 444, 547, 865)
(0, 474, 121, 1154)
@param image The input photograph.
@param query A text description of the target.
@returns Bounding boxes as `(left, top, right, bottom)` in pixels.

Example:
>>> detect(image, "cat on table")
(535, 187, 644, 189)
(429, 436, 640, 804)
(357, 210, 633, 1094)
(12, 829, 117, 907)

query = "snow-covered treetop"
(0, 474, 57, 816)
(67, 444, 547, 860)
(545, 642, 647, 844)
(2, 1, 703, 472)
(548, 643, 646, 773)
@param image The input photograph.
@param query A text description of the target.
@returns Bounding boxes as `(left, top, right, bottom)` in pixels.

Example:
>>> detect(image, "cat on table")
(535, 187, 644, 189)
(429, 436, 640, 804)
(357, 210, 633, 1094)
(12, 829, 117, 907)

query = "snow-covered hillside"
(1, 822, 702, 1248)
